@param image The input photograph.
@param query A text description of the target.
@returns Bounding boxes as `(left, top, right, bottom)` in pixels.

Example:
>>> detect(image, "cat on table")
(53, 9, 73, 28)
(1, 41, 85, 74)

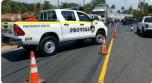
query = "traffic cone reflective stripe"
(31, 57, 36, 64)
(31, 64, 38, 73)
(102, 37, 108, 55)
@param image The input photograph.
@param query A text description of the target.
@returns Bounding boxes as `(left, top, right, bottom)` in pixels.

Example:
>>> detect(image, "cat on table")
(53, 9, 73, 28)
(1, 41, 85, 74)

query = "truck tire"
(136, 26, 140, 34)
(39, 36, 59, 56)
(141, 27, 145, 36)
(94, 31, 105, 44)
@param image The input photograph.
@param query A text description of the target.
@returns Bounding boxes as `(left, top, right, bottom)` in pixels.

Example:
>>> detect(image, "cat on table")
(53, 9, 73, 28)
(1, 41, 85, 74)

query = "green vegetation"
(120, 3, 152, 18)
(2, 0, 105, 14)
(2, 0, 35, 13)
(43, 1, 53, 10)
(83, 0, 105, 13)
(111, 4, 115, 9)
(60, 2, 79, 8)
(2, 0, 54, 15)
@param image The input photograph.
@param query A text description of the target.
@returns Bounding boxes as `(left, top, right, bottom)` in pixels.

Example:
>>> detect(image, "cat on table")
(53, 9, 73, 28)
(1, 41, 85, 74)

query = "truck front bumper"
(145, 28, 152, 33)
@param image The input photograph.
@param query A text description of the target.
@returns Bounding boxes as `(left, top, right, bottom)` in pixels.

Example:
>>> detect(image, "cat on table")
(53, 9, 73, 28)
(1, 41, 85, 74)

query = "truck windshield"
(144, 17, 152, 23)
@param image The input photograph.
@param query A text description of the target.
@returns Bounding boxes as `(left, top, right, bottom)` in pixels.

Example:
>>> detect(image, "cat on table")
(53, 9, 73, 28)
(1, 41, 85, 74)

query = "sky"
(15, 0, 152, 10)
(107, 0, 152, 10)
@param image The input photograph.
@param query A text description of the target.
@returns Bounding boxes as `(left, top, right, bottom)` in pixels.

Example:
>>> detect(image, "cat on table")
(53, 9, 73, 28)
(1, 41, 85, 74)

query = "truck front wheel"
(136, 26, 140, 34)
(39, 36, 59, 56)
(94, 31, 105, 44)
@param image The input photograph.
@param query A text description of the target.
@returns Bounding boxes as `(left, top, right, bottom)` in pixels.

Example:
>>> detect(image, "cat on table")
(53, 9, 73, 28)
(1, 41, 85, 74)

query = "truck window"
(144, 17, 152, 22)
(77, 12, 91, 22)
(61, 11, 76, 21)
(40, 12, 47, 21)
(44, 12, 47, 21)
(40, 11, 57, 21)
(48, 11, 57, 21)
(40, 12, 44, 20)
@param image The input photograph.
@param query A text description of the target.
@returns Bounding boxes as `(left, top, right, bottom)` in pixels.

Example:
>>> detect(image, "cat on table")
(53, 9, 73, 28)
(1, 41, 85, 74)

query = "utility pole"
(142, 0, 145, 15)
(139, 0, 145, 15)
(58, 0, 60, 8)
(83, 0, 85, 6)
(34, 0, 37, 16)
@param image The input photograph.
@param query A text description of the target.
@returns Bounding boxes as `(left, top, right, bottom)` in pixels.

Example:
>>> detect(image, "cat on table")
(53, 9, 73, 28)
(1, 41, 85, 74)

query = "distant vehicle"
(92, 4, 111, 24)
(137, 16, 152, 35)
(2, 9, 108, 56)
(89, 14, 105, 22)
(123, 17, 138, 25)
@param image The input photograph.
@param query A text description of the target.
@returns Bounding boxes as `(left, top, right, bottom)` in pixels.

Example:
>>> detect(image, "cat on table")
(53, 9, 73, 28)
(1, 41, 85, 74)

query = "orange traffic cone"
(112, 31, 117, 38)
(99, 37, 108, 55)
(27, 51, 44, 83)
(112, 23, 118, 38)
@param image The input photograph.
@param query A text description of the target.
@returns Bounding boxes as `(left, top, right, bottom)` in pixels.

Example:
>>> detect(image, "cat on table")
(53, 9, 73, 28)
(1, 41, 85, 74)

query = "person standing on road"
(131, 24, 134, 31)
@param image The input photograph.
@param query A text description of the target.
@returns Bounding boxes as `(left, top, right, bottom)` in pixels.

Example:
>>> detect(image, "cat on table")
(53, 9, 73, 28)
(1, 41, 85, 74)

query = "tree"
(60, 2, 79, 8)
(79, 6, 84, 11)
(121, 6, 125, 12)
(129, 6, 133, 10)
(2, 0, 35, 13)
(95, 0, 105, 3)
(43, 1, 53, 10)
(84, 3, 93, 13)
(143, 4, 152, 15)
(2, 0, 12, 13)
(10, 2, 20, 13)
(111, 4, 115, 13)
(133, 3, 152, 17)
(92, 0, 105, 7)
(117, 10, 121, 13)
(111, 4, 115, 9)
(128, 6, 133, 14)
(34, 2, 41, 16)
(133, 10, 142, 18)
(27, 3, 35, 12)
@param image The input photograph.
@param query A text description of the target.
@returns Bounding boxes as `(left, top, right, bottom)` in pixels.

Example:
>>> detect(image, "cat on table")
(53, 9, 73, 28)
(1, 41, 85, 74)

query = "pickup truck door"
(76, 12, 93, 38)
(61, 11, 81, 41)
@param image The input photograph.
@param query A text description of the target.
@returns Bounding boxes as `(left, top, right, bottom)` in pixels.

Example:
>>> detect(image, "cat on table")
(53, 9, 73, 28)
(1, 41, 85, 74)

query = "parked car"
(136, 16, 152, 35)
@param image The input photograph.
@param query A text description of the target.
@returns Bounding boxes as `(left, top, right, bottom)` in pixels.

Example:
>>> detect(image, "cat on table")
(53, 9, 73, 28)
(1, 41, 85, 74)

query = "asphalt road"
(2, 23, 152, 83)
(105, 24, 152, 83)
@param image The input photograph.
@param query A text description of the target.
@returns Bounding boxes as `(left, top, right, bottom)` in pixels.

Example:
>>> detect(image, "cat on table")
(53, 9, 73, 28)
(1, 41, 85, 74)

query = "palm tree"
(117, 10, 121, 13)
(111, 4, 115, 9)
(129, 6, 133, 14)
(111, 4, 115, 13)
(121, 6, 125, 13)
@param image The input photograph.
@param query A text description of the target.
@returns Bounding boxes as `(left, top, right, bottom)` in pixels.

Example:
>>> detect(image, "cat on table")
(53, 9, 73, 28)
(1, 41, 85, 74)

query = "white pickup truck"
(2, 9, 108, 55)
(137, 16, 152, 35)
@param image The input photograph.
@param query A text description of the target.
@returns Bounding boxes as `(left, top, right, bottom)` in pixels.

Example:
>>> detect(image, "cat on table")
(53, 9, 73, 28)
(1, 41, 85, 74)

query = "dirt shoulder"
(1, 45, 18, 53)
